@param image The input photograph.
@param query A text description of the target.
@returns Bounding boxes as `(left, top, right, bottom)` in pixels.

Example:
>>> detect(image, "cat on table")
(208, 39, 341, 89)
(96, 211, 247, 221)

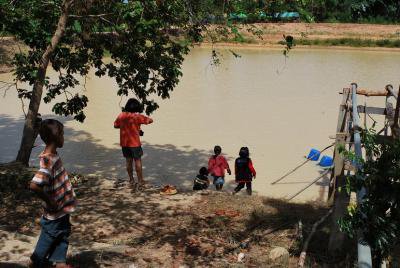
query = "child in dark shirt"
(233, 147, 256, 195)
(193, 167, 210, 191)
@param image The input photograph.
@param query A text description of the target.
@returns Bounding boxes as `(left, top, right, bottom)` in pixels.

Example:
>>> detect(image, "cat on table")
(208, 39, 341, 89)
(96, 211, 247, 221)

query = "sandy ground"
(0, 165, 332, 267)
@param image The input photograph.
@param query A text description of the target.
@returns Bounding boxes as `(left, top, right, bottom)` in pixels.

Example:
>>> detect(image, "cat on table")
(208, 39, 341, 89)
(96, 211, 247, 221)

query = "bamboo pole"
(270, 143, 334, 185)
(298, 209, 333, 268)
(286, 169, 331, 201)
(351, 83, 373, 268)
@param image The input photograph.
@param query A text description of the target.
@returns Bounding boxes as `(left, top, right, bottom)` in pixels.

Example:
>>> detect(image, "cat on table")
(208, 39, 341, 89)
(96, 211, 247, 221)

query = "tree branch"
(69, 13, 112, 18)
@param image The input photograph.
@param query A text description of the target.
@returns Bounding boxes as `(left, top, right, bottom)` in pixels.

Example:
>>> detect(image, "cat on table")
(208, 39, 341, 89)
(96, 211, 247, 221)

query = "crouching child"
(193, 167, 210, 191)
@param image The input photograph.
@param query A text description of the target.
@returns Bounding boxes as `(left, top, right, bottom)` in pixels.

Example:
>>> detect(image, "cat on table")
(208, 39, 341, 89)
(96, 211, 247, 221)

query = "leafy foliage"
(0, 0, 203, 121)
(338, 129, 400, 261)
(0, 1, 269, 122)
(186, 0, 400, 23)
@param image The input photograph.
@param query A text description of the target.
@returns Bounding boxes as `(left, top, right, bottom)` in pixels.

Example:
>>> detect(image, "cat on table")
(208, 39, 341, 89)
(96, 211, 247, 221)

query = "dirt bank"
(244, 23, 400, 43)
(205, 22, 400, 44)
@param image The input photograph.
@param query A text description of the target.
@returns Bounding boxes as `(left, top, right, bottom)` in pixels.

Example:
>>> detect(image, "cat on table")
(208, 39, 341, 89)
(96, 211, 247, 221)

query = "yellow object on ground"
(160, 185, 178, 195)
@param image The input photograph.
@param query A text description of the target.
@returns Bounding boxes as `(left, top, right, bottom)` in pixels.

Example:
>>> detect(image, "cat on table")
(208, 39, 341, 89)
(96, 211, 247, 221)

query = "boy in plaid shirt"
(29, 119, 76, 268)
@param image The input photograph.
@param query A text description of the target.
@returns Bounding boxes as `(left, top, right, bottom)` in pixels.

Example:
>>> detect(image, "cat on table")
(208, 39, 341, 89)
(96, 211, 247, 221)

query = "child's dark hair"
(199, 167, 208, 175)
(39, 119, 63, 144)
(214, 145, 222, 155)
(124, 98, 143, 113)
(239, 147, 249, 158)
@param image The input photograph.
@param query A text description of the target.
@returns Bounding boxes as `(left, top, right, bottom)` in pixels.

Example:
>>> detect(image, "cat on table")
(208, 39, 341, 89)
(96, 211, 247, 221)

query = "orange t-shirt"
(114, 112, 152, 147)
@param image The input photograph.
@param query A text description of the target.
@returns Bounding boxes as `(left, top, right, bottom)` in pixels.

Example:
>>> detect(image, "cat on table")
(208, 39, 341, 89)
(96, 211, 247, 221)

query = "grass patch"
(218, 36, 258, 44)
(279, 38, 400, 48)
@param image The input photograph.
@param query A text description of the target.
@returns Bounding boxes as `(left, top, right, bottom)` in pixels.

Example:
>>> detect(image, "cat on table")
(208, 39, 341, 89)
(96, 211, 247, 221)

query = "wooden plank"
(355, 86, 398, 98)
(327, 134, 347, 203)
(327, 98, 352, 258)
(393, 86, 400, 138)
(329, 133, 350, 139)
(356, 88, 388, 97)
(386, 100, 395, 135)
(337, 88, 350, 133)
(345, 86, 399, 98)
(357, 105, 386, 115)
(328, 89, 350, 202)
(327, 173, 350, 257)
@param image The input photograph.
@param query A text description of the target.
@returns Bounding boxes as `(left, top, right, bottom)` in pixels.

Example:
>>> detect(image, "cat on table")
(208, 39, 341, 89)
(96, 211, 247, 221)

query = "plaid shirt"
(32, 152, 76, 220)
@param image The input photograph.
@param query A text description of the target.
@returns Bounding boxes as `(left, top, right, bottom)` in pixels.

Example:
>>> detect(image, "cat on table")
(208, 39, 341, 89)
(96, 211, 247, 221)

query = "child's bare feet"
(138, 181, 153, 191)
(113, 178, 122, 188)
(129, 180, 137, 191)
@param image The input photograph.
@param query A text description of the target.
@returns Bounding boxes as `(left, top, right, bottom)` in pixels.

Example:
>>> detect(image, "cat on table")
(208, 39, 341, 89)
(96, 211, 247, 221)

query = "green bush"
(289, 38, 400, 48)
(338, 129, 400, 263)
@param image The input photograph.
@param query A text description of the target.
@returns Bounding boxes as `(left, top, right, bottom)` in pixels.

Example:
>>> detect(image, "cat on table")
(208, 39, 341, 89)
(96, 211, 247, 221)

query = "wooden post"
(328, 88, 350, 202)
(327, 133, 347, 203)
(386, 96, 396, 136)
(392, 86, 400, 138)
(327, 88, 352, 261)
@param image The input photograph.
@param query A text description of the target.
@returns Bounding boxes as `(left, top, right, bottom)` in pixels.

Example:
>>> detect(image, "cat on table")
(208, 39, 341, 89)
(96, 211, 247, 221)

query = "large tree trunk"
(16, 0, 73, 165)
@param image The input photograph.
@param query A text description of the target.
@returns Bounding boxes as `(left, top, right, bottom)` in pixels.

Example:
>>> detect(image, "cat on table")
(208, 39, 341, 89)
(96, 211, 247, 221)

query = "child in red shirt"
(208, 145, 231, 191)
(114, 98, 153, 189)
(233, 147, 256, 195)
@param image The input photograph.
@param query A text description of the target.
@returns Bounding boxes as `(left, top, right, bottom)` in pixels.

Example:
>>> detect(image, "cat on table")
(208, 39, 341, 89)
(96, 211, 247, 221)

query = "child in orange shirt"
(114, 98, 153, 189)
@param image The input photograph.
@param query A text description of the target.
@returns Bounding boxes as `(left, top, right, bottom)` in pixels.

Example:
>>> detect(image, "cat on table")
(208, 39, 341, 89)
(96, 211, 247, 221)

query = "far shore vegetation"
(279, 38, 400, 48)
(212, 33, 400, 49)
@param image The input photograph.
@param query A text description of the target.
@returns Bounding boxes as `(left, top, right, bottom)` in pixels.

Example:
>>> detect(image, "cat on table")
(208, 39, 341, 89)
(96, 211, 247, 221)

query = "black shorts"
(122, 146, 143, 160)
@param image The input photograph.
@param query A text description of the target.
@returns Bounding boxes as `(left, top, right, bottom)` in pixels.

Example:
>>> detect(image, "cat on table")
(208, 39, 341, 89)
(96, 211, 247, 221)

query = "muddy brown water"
(1, 47, 399, 201)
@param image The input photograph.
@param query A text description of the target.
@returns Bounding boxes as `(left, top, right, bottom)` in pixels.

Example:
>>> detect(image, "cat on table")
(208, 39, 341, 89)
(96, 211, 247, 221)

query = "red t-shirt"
(208, 155, 230, 177)
(114, 112, 152, 147)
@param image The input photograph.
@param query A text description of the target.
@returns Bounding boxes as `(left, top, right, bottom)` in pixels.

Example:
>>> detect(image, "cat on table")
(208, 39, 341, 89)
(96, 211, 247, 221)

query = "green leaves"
(338, 128, 400, 260)
(2, 0, 204, 120)
(283, 35, 295, 57)
(52, 94, 88, 122)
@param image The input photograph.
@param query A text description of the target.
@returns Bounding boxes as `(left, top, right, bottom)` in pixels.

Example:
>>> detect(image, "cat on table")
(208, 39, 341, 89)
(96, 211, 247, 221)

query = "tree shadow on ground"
(0, 114, 211, 190)
(0, 263, 26, 268)
(0, 115, 222, 266)
(0, 114, 24, 163)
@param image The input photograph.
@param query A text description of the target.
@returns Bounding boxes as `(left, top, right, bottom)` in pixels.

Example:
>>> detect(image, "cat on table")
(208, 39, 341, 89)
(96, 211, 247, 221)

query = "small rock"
(239, 241, 249, 249)
(269, 247, 289, 261)
(237, 252, 245, 262)
(215, 246, 224, 256)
